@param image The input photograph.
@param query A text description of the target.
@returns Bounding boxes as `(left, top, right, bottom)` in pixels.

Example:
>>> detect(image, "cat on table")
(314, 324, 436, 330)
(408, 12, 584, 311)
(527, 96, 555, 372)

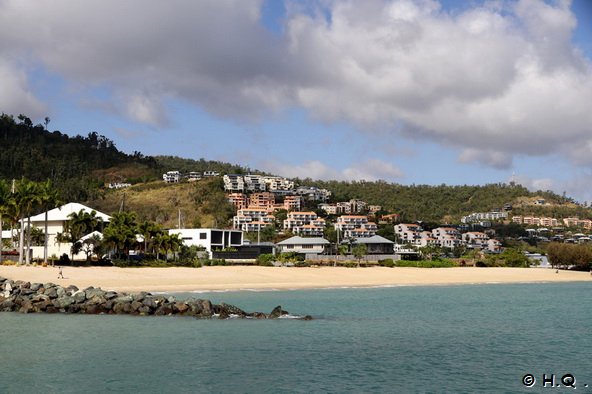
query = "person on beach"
(58, 266, 64, 279)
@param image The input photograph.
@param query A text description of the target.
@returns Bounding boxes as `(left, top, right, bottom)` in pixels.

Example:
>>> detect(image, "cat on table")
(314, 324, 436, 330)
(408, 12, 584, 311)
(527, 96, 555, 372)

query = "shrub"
(257, 253, 275, 266)
(395, 259, 456, 268)
(378, 258, 395, 268)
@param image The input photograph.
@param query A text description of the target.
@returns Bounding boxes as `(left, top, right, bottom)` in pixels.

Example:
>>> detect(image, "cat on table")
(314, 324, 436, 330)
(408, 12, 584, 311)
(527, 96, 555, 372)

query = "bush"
(257, 253, 275, 266)
(395, 259, 456, 268)
(378, 258, 395, 268)
(294, 261, 310, 267)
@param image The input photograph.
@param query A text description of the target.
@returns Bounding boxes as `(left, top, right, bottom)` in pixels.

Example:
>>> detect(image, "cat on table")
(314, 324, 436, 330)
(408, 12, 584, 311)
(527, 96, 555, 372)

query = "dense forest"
(0, 114, 157, 201)
(299, 179, 584, 223)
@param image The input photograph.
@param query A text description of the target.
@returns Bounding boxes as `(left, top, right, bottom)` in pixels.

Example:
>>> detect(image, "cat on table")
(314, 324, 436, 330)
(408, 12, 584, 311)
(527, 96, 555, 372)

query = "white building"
(295, 186, 331, 202)
(262, 176, 294, 192)
(163, 171, 181, 183)
(232, 208, 275, 232)
(276, 236, 330, 254)
(168, 228, 243, 257)
(244, 174, 267, 192)
(26, 203, 111, 260)
(283, 211, 325, 236)
(223, 174, 245, 192)
(335, 215, 377, 238)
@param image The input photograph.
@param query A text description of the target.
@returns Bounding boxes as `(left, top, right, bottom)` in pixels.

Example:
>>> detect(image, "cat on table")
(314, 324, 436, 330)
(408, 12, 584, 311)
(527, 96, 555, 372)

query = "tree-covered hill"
(0, 113, 157, 201)
(300, 179, 586, 223)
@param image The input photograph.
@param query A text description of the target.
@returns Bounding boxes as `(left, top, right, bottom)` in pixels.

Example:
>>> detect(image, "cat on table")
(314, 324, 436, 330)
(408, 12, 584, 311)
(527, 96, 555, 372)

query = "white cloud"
(0, 0, 591, 169)
(261, 159, 404, 181)
(0, 59, 45, 117)
(458, 148, 512, 169)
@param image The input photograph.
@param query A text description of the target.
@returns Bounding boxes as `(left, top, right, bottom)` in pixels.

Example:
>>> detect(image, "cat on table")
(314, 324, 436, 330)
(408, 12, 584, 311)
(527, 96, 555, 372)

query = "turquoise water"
(1, 282, 591, 393)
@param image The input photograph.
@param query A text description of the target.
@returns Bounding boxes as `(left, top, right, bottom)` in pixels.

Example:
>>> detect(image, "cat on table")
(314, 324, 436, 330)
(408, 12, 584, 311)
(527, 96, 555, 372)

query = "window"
(302, 244, 314, 249)
(199, 233, 207, 240)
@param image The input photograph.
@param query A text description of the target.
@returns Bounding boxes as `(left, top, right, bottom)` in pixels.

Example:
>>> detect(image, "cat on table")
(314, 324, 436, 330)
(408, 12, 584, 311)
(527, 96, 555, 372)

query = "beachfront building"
(283, 212, 326, 236)
(346, 235, 394, 254)
(26, 202, 111, 260)
(276, 236, 330, 255)
(169, 228, 243, 257)
(335, 215, 377, 238)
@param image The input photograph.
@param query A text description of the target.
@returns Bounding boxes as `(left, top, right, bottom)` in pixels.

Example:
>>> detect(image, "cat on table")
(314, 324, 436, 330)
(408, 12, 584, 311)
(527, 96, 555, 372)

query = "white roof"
(78, 231, 103, 242)
(277, 236, 330, 245)
(347, 235, 394, 245)
(28, 202, 111, 223)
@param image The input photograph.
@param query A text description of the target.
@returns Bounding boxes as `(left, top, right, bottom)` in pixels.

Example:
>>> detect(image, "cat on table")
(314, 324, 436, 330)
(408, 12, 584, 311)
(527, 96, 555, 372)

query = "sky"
(1, 0, 592, 201)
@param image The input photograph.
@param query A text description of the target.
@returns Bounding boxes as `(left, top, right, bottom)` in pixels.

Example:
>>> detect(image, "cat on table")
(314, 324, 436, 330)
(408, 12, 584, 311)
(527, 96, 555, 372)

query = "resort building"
(187, 172, 202, 182)
(26, 202, 111, 261)
(282, 195, 303, 211)
(276, 236, 330, 255)
(335, 215, 377, 238)
(462, 232, 489, 248)
(227, 193, 249, 210)
(295, 186, 331, 202)
(223, 174, 245, 192)
(345, 235, 394, 255)
(169, 228, 243, 258)
(249, 192, 275, 209)
(203, 171, 220, 177)
(461, 211, 508, 223)
(262, 176, 294, 192)
(394, 223, 423, 246)
(232, 208, 275, 232)
(244, 174, 266, 192)
(432, 227, 462, 248)
(283, 212, 326, 236)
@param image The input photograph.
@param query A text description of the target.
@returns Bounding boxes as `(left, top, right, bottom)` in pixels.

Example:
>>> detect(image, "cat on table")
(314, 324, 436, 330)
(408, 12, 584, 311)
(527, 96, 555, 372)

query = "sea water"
(0, 282, 590, 393)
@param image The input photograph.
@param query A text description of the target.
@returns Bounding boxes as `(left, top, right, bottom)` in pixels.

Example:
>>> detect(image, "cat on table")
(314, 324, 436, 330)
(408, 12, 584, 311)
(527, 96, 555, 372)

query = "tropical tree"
(102, 212, 138, 258)
(14, 179, 41, 264)
(0, 179, 11, 265)
(352, 243, 368, 267)
(38, 180, 61, 264)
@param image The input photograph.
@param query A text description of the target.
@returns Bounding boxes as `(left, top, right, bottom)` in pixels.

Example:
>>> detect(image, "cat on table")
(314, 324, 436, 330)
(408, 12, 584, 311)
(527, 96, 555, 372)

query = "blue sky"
(1, 0, 592, 201)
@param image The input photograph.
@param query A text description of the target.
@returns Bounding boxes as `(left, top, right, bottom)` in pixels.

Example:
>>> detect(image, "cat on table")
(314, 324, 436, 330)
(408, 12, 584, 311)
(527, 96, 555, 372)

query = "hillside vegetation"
(1, 112, 589, 225)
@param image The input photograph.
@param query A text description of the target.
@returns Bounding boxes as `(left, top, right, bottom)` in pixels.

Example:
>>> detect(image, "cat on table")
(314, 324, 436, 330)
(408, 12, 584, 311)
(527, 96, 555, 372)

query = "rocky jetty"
(0, 277, 312, 320)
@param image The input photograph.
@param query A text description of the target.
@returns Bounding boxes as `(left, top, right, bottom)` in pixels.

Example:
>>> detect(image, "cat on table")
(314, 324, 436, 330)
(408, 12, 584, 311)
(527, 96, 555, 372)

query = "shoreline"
(0, 265, 590, 293)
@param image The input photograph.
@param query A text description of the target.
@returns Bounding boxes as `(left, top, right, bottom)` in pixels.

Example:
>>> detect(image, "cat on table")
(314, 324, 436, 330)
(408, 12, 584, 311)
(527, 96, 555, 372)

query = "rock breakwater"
(0, 277, 311, 320)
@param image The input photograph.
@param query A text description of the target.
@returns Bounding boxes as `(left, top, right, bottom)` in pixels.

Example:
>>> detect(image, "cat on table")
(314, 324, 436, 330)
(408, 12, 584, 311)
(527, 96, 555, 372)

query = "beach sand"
(0, 265, 590, 292)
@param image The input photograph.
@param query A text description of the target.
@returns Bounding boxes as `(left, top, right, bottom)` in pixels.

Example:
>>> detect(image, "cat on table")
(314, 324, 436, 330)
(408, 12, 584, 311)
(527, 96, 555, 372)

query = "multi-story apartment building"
(244, 174, 266, 192)
(283, 195, 302, 211)
(232, 208, 274, 232)
(461, 211, 508, 223)
(394, 223, 424, 246)
(295, 186, 331, 202)
(187, 172, 202, 182)
(283, 211, 326, 236)
(432, 227, 462, 249)
(223, 174, 245, 192)
(462, 232, 489, 248)
(249, 192, 275, 209)
(227, 193, 248, 210)
(335, 215, 376, 238)
(262, 176, 294, 192)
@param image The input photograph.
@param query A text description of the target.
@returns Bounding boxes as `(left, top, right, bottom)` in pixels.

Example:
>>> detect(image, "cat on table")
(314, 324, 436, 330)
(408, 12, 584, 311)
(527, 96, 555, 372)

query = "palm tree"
(0, 179, 11, 265)
(14, 179, 41, 265)
(64, 209, 104, 260)
(38, 180, 61, 264)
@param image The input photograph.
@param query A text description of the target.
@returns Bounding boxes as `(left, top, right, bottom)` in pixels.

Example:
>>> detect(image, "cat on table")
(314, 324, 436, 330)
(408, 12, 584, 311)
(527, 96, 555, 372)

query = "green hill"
(1, 112, 589, 226)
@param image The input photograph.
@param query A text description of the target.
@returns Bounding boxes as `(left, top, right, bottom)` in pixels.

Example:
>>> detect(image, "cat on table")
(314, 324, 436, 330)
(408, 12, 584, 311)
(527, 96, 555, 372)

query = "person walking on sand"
(58, 266, 64, 279)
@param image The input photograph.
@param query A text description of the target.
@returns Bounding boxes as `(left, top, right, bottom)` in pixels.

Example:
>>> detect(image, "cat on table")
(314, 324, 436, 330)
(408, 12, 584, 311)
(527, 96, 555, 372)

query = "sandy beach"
(0, 265, 590, 292)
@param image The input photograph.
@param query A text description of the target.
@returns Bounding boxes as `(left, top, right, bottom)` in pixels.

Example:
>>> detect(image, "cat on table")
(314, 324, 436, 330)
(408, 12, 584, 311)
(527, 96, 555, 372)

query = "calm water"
(0, 282, 591, 393)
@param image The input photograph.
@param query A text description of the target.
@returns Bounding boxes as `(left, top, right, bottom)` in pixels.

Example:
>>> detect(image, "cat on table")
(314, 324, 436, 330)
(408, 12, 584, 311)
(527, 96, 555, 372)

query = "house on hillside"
(27, 202, 111, 260)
